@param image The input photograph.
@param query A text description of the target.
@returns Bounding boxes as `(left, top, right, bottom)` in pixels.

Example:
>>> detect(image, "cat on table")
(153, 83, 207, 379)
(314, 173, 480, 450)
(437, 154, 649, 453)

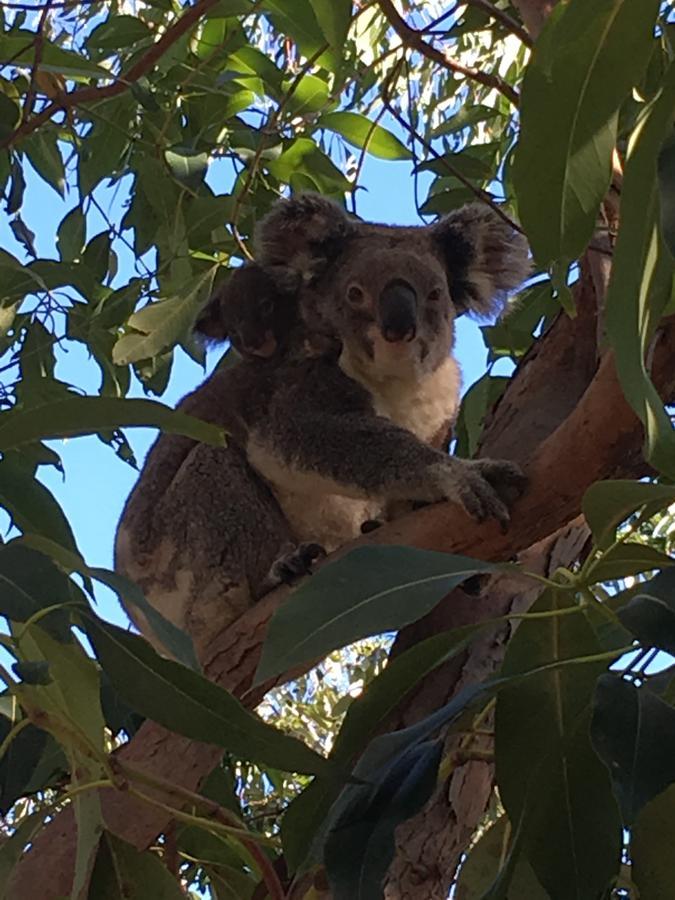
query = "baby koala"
(195, 263, 301, 360)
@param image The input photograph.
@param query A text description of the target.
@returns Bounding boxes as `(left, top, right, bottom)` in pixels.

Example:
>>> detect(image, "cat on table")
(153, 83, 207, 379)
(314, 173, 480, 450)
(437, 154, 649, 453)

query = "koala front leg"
(263, 408, 525, 530)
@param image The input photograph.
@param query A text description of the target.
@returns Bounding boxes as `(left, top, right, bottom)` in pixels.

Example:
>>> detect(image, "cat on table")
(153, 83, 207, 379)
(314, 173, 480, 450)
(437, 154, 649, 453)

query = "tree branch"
(0, 0, 220, 149)
(10, 311, 675, 898)
(376, 0, 520, 106)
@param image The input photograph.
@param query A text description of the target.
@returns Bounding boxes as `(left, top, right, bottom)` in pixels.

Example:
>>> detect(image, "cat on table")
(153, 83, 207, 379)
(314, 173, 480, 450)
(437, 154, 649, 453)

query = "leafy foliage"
(0, 0, 675, 898)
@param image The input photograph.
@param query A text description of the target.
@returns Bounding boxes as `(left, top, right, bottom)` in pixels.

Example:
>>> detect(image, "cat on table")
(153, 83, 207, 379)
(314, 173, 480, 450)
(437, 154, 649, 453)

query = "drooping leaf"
(454, 816, 549, 900)
(0, 455, 81, 557)
(84, 616, 332, 776)
(88, 832, 184, 899)
(0, 395, 224, 451)
(657, 127, 675, 259)
(86, 567, 199, 671)
(586, 541, 674, 584)
(616, 567, 675, 655)
(57, 206, 86, 262)
(22, 130, 66, 197)
(255, 547, 496, 684)
(321, 112, 410, 160)
(164, 147, 209, 191)
(591, 674, 675, 824)
(0, 543, 85, 640)
(324, 740, 442, 900)
(582, 480, 675, 549)
(632, 784, 675, 898)
(605, 61, 675, 479)
(86, 15, 152, 52)
(514, 0, 660, 267)
(0, 715, 48, 814)
(309, 0, 352, 47)
(495, 588, 622, 900)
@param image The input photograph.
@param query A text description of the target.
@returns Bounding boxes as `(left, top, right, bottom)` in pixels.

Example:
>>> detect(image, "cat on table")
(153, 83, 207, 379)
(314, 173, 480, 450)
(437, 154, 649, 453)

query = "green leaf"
(0, 543, 84, 640)
(605, 62, 675, 479)
(282, 621, 485, 872)
(284, 72, 330, 116)
(0, 92, 19, 141)
(586, 541, 675, 583)
(591, 674, 675, 824)
(0, 715, 48, 814)
(632, 784, 675, 899)
(57, 207, 86, 262)
(85, 617, 333, 776)
(657, 127, 675, 260)
(0, 31, 111, 79)
(616, 568, 675, 655)
(309, 0, 352, 47)
(23, 131, 66, 198)
(88, 832, 184, 899)
(87, 16, 152, 52)
(78, 95, 135, 196)
(321, 111, 410, 160)
(82, 231, 111, 284)
(455, 816, 549, 900)
(454, 375, 509, 458)
(324, 740, 442, 900)
(87, 567, 199, 671)
(164, 147, 209, 191)
(514, 0, 660, 267)
(582, 480, 675, 549)
(113, 269, 215, 365)
(0, 456, 81, 557)
(495, 588, 622, 900)
(255, 547, 496, 684)
(0, 396, 224, 452)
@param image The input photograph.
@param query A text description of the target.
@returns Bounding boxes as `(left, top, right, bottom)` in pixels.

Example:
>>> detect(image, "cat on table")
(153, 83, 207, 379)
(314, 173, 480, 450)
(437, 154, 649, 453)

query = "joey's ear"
(194, 280, 229, 343)
(255, 193, 356, 276)
(431, 204, 531, 317)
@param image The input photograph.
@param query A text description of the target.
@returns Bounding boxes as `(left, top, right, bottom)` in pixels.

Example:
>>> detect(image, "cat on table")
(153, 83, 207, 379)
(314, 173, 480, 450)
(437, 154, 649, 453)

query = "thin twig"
(463, 0, 533, 47)
(229, 43, 329, 260)
(22, 0, 54, 123)
(376, 0, 519, 106)
(382, 96, 523, 232)
(1, 0, 221, 150)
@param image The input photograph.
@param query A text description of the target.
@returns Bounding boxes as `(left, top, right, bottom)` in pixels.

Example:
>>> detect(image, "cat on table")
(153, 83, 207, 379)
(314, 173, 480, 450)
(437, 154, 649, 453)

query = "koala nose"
(378, 279, 417, 343)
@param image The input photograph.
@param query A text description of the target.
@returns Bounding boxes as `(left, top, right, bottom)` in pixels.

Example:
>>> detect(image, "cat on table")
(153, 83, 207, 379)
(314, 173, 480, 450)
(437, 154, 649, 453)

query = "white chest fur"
(341, 351, 462, 442)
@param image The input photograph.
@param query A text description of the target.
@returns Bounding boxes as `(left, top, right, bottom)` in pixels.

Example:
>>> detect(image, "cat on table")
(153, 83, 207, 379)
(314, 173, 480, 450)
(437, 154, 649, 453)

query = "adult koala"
(115, 195, 529, 661)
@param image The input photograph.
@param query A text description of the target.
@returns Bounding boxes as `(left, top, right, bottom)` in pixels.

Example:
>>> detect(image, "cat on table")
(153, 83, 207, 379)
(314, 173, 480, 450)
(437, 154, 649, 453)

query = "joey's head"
(194, 263, 301, 360)
(256, 193, 531, 381)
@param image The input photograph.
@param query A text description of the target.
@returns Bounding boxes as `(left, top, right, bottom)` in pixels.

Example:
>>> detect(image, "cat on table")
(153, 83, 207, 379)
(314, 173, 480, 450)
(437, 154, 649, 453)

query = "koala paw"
(267, 542, 327, 586)
(433, 457, 526, 532)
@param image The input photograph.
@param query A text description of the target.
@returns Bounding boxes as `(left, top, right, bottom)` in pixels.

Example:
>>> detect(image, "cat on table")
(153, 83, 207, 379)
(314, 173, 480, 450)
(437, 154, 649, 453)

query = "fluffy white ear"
(254, 193, 356, 277)
(430, 204, 531, 317)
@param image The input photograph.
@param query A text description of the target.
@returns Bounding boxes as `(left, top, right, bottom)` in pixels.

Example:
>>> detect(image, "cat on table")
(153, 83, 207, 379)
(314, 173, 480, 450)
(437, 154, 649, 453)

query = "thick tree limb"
(376, 0, 520, 105)
(10, 309, 675, 897)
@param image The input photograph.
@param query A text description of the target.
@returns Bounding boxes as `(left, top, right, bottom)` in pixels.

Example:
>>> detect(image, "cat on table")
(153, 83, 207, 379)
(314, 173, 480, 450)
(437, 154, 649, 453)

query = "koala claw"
(446, 458, 526, 532)
(268, 542, 327, 586)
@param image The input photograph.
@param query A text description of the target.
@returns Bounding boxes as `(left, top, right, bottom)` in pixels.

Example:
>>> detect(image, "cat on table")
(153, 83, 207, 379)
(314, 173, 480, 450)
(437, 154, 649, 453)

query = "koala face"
(310, 240, 455, 380)
(194, 264, 301, 360)
(255, 194, 531, 381)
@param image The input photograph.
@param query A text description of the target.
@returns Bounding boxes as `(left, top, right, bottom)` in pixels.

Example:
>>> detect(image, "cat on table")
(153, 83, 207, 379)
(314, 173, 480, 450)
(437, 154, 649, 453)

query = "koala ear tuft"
(255, 193, 356, 277)
(431, 204, 531, 317)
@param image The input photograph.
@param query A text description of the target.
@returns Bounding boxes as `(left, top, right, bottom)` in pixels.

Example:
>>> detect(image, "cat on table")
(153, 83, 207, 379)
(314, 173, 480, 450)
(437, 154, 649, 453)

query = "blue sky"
(2, 151, 506, 630)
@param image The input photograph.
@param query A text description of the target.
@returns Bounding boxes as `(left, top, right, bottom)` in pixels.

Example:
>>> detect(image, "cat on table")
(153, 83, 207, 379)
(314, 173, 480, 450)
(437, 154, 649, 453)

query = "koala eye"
(427, 287, 443, 303)
(347, 284, 366, 306)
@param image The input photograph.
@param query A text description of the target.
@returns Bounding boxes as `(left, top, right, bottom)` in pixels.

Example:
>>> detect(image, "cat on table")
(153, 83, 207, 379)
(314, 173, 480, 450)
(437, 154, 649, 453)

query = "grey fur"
(116, 196, 529, 661)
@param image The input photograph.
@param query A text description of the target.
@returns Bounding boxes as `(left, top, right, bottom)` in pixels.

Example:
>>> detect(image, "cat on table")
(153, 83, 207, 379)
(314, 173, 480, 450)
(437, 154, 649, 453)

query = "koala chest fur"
(247, 352, 462, 550)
